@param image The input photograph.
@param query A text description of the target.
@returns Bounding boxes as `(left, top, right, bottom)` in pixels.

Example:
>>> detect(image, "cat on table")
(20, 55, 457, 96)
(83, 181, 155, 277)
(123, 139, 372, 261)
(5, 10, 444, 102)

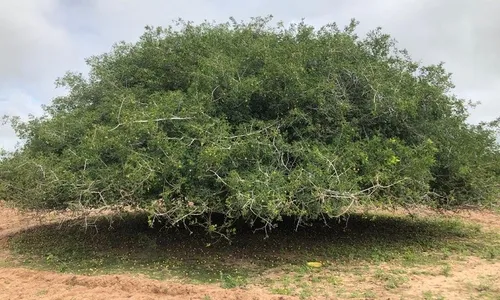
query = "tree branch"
(109, 116, 192, 131)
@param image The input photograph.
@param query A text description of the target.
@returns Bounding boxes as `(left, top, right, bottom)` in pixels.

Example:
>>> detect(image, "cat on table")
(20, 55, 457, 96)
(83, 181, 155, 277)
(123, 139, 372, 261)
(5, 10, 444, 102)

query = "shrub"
(1, 16, 499, 234)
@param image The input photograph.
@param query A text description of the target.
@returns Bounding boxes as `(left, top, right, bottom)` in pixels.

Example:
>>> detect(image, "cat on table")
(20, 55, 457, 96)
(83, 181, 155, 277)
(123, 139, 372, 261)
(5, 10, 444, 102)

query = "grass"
(35, 289, 48, 296)
(219, 272, 247, 289)
(422, 290, 445, 300)
(465, 275, 500, 300)
(440, 263, 452, 277)
(7, 211, 500, 297)
(373, 269, 409, 289)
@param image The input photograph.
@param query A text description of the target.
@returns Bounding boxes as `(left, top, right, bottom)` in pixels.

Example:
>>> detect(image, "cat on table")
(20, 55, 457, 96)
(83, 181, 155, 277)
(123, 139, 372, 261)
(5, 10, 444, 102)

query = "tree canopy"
(1, 16, 499, 234)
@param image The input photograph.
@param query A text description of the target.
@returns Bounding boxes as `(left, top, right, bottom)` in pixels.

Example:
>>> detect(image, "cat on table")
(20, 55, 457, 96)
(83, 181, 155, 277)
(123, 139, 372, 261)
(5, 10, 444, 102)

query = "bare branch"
(109, 116, 193, 131)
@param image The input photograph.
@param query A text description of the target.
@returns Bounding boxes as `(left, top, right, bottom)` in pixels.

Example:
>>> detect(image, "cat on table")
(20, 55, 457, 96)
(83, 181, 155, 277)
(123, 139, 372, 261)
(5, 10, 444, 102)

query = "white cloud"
(0, 0, 78, 151)
(0, 0, 74, 84)
(0, 89, 44, 150)
(339, 0, 500, 123)
(1, 0, 499, 151)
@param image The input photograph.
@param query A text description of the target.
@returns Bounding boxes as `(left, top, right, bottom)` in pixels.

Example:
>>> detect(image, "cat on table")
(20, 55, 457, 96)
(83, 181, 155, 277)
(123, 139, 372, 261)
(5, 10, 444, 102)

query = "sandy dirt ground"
(343, 256, 500, 299)
(1, 201, 499, 300)
(0, 203, 293, 300)
(0, 267, 292, 300)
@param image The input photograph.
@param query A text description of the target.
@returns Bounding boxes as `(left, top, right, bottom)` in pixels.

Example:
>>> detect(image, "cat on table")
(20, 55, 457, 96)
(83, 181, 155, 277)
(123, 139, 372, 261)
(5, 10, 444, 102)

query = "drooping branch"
(109, 116, 193, 131)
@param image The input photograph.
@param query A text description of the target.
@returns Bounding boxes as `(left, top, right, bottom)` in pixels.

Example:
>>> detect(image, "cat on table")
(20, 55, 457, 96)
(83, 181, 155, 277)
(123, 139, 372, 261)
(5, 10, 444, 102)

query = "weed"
(271, 287, 293, 295)
(220, 272, 247, 289)
(35, 289, 48, 296)
(298, 287, 313, 300)
(422, 290, 445, 300)
(326, 275, 342, 286)
(440, 264, 452, 277)
(281, 275, 291, 286)
(464, 275, 500, 300)
(374, 269, 408, 289)
(363, 289, 377, 299)
(348, 290, 363, 298)
(475, 283, 492, 292)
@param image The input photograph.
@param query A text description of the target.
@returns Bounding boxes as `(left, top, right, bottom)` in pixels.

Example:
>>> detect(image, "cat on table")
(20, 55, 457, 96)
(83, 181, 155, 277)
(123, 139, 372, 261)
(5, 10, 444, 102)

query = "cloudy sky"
(1, 0, 499, 150)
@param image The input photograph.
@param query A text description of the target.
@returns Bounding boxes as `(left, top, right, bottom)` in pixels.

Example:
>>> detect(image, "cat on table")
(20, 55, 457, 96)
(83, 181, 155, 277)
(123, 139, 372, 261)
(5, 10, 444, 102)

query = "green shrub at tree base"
(1, 16, 499, 234)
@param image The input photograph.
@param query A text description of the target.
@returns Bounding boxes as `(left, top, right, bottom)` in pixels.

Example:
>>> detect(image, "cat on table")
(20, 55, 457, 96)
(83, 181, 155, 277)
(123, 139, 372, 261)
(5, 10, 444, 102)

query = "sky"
(1, 0, 499, 151)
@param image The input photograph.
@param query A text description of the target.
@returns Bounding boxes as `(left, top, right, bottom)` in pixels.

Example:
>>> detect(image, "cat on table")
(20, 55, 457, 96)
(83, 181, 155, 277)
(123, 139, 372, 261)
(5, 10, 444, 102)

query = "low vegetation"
(6, 210, 500, 297)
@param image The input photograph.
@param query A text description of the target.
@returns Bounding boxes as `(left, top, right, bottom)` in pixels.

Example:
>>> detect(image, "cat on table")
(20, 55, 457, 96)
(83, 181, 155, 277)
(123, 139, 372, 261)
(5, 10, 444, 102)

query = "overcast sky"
(1, 0, 499, 150)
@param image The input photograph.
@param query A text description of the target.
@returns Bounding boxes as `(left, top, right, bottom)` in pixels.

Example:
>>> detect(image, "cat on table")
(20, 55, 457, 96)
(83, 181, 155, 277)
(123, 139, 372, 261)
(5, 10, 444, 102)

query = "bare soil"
(0, 202, 293, 300)
(1, 201, 499, 300)
(0, 267, 292, 300)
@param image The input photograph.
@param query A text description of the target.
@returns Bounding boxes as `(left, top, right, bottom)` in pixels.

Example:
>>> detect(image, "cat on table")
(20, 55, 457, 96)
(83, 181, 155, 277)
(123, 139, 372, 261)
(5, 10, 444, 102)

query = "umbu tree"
(1, 16, 499, 236)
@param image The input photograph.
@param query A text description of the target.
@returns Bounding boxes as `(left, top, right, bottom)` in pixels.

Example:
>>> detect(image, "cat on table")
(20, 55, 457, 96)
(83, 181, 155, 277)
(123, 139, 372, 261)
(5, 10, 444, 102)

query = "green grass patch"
(422, 290, 445, 300)
(373, 269, 409, 289)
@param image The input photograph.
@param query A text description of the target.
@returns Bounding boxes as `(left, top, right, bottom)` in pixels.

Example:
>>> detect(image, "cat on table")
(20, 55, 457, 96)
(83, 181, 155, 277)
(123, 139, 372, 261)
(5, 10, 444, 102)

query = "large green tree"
(1, 17, 499, 233)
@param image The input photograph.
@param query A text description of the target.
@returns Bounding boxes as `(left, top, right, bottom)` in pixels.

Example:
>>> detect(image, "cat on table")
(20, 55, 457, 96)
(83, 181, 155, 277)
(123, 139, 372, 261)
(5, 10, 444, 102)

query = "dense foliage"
(1, 17, 499, 233)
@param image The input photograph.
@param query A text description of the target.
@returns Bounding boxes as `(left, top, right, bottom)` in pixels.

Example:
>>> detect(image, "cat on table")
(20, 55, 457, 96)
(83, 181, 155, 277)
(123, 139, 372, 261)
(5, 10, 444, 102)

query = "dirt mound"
(0, 267, 293, 300)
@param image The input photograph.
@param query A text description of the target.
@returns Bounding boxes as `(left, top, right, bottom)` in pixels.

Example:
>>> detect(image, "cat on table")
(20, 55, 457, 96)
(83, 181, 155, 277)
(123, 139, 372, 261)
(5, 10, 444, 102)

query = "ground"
(0, 201, 499, 300)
